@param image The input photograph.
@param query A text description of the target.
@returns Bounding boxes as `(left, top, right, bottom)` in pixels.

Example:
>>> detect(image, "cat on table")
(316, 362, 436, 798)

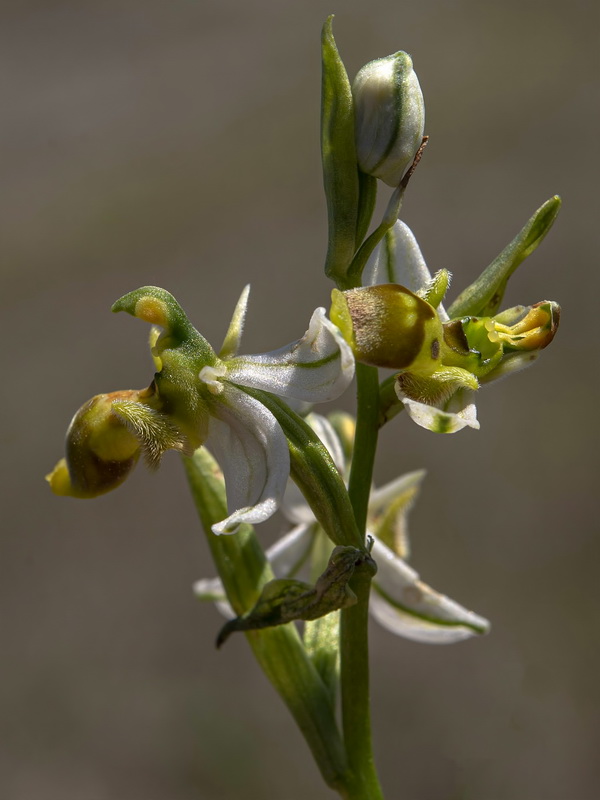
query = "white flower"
(186, 287, 355, 534)
(364, 221, 480, 434)
(49, 285, 355, 535)
(195, 414, 490, 644)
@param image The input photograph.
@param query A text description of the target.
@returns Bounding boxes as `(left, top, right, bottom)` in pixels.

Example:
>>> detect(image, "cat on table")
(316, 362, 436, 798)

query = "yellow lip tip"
(134, 296, 169, 327)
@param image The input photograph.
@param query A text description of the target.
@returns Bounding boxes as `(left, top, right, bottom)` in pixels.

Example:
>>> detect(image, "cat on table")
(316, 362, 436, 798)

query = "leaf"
(321, 16, 360, 283)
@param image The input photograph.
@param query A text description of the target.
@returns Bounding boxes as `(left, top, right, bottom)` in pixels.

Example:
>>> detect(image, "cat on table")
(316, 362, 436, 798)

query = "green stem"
(340, 362, 384, 799)
(348, 363, 381, 532)
(345, 184, 405, 288)
(183, 450, 350, 794)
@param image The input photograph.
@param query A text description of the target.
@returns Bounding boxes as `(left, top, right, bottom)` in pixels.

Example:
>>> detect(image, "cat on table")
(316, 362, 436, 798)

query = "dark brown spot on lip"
(431, 338, 440, 360)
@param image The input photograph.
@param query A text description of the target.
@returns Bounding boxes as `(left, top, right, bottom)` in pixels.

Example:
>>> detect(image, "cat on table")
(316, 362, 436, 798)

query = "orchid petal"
(396, 387, 479, 434)
(370, 539, 490, 643)
(266, 523, 316, 577)
(281, 479, 318, 525)
(225, 308, 355, 403)
(364, 221, 449, 321)
(206, 383, 290, 534)
(219, 285, 250, 359)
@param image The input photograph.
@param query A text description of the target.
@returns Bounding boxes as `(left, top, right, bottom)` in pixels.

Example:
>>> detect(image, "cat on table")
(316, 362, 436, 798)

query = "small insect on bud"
(330, 285, 443, 372)
(352, 51, 425, 187)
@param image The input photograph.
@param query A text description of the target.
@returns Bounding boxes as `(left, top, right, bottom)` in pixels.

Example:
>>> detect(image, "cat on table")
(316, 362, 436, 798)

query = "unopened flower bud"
(330, 285, 442, 371)
(352, 51, 424, 187)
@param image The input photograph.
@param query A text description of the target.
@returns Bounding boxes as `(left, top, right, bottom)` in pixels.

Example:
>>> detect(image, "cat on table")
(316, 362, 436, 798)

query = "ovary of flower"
(195, 413, 490, 643)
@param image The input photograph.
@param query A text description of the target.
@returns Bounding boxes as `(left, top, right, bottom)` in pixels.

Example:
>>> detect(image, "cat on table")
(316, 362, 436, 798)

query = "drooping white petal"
(369, 593, 485, 643)
(219, 284, 250, 359)
(192, 577, 235, 619)
(206, 383, 290, 535)
(396, 386, 479, 434)
(225, 308, 355, 403)
(364, 221, 449, 321)
(266, 523, 315, 577)
(370, 539, 490, 643)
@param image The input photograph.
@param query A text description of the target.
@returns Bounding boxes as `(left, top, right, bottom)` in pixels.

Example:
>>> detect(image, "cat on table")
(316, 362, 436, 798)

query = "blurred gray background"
(2, 1, 599, 798)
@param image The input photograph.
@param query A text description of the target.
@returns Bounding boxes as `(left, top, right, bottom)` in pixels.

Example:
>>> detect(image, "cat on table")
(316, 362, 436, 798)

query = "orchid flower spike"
(195, 412, 490, 644)
(47, 286, 354, 534)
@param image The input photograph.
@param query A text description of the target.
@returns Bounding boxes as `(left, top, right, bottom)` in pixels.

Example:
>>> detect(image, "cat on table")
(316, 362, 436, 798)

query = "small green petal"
(219, 285, 250, 359)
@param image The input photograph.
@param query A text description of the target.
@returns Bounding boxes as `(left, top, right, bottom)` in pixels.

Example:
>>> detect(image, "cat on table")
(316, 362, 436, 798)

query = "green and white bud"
(352, 51, 424, 187)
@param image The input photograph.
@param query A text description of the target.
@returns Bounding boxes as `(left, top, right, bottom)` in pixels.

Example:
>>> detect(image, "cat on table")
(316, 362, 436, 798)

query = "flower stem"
(340, 362, 385, 799)
(183, 450, 350, 793)
(348, 363, 381, 532)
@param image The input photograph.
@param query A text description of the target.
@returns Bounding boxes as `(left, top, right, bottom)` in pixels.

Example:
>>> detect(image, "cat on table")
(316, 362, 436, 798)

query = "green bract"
(320, 16, 360, 284)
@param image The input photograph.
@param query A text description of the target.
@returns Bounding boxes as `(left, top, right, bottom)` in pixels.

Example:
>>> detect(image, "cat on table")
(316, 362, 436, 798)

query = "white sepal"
(206, 383, 290, 535)
(364, 221, 449, 321)
(266, 523, 315, 577)
(368, 469, 426, 513)
(192, 577, 235, 620)
(370, 539, 490, 643)
(368, 469, 426, 559)
(225, 308, 355, 403)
